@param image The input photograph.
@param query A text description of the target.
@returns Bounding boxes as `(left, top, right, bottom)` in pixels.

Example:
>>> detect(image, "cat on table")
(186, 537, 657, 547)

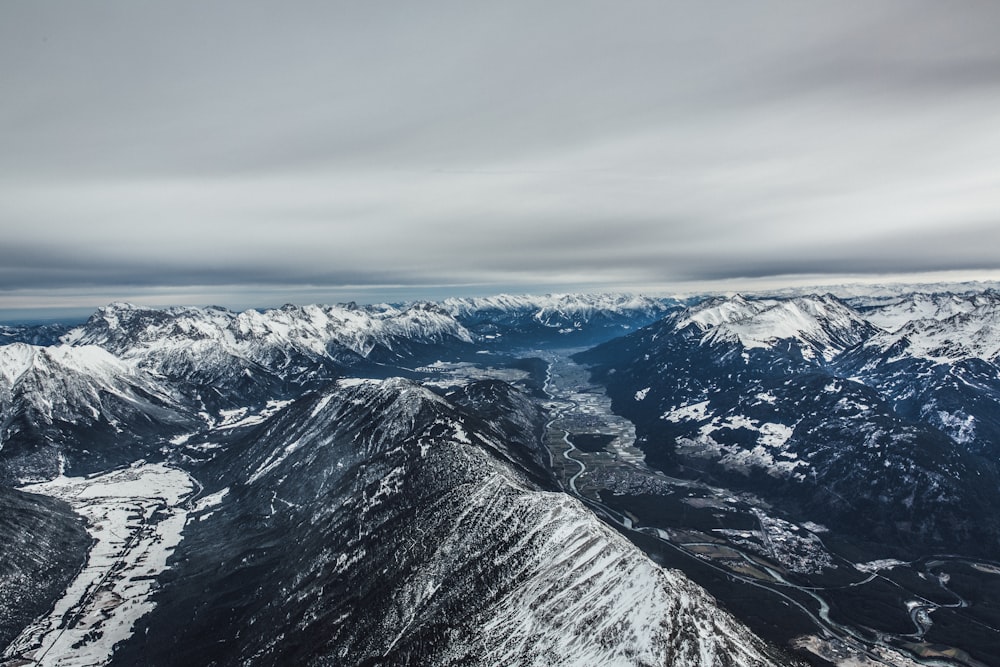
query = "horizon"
(5, 270, 1000, 325)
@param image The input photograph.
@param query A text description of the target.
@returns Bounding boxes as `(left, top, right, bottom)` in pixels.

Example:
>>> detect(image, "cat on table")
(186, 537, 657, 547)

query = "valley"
(2, 463, 196, 667)
(527, 349, 1000, 667)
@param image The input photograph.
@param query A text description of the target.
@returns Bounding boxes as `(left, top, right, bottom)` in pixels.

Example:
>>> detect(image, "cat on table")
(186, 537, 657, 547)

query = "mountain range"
(3, 288, 1000, 666)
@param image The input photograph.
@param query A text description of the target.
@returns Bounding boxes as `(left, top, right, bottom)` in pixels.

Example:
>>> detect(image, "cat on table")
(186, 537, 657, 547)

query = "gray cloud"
(3, 1, 1000, 313)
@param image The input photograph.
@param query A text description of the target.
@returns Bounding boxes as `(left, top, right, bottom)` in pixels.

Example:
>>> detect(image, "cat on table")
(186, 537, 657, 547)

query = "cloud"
(2, 1, 1000, 311)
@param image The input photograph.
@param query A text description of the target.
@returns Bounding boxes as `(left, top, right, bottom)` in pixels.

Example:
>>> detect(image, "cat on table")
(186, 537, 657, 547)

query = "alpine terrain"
(3, 289, 999, 666)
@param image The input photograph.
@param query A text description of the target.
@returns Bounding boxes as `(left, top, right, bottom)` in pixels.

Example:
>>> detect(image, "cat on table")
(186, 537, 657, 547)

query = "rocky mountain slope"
(112, 378, 790, 666)
(0, 343, 195, 482)
(577, 292, 1000, 556)
(0, 487, 90, 650)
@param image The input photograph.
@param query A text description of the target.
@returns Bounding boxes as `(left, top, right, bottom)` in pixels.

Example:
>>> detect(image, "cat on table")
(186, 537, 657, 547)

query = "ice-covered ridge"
(468, 490, 784, 666)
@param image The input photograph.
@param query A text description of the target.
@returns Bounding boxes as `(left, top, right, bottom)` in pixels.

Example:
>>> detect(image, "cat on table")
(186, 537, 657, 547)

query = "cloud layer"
(3, 2, 1000, 311)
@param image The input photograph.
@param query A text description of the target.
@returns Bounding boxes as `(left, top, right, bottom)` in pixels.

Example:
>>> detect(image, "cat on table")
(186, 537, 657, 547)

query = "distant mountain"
(852, 290, 1000, 362)
(736, 279, 1000, 305)
(115, 378, 789, 666)
(0, 323, 73, 347)
(673, 293, 878, 361)
(838, 290, 1000, 456)
(442, 293, 678, 348)
(60, 301, 477, 409)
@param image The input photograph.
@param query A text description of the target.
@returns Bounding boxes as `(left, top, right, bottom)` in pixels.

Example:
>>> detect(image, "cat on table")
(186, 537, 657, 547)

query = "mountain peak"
(676, 294, 877, 360)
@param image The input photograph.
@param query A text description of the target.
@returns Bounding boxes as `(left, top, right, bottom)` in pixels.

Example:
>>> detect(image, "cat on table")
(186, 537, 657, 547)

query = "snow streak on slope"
(466, 489, 782, 667)
(4, 463, 194, 667)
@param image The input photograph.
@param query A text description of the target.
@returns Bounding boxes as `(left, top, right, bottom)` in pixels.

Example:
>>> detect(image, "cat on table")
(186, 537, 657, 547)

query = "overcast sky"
(3, 2, 1000, 318)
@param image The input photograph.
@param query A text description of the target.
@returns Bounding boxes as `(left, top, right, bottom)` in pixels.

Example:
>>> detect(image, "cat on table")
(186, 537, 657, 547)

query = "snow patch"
(662, 400, 710, 422)
(6, 463, 195, 666)
(855, 559, 907, 574)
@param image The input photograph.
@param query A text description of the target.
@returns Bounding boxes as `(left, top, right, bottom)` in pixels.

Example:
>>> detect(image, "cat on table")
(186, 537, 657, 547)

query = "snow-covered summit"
(0, 343, 137, 392)
(859, 290, 1000, 333)
(675, 294, 878, 360)
(858, 294, 1000, 364)
(0, 341, 193, 482)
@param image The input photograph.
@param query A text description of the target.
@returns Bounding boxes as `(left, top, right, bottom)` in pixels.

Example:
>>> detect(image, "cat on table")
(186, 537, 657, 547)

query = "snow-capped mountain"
(114, 378, 789, 667)
(851, 291, 1000, 364)
(59, 301, 477, 409)
(443, 292, 677, 347)
(0, 343, 195, 482)
(7, 288, 1000, 665)
(577, 292, 1000, 555)
(856, 290, 1000, 333)
(832, 291, 1000, 456)
(65, 300, 474, 363)
(675, 293, 879, 361)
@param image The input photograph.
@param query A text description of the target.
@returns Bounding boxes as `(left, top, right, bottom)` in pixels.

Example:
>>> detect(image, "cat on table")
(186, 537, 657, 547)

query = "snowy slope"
(0, 486, 90, 649)
(116, 378, 791, 666)
(0, 344, 148, 414)
(0, 343, 194, 481)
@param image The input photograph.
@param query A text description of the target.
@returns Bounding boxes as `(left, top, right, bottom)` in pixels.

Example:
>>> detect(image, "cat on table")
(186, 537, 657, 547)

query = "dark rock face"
(0, 487, 90, 648)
